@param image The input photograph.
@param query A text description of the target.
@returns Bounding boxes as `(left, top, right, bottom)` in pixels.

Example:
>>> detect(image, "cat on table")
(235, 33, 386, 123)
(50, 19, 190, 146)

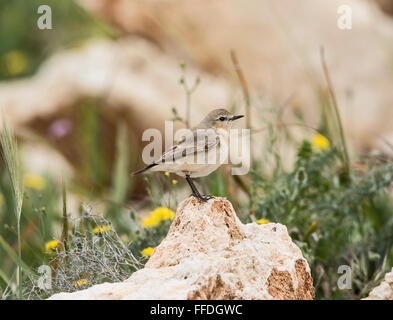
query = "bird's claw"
(191, 194, 214, 202)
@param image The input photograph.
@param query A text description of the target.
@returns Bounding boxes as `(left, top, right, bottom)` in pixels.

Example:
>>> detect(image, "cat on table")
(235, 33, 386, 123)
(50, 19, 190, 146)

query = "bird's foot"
(191, 194, 214, 202)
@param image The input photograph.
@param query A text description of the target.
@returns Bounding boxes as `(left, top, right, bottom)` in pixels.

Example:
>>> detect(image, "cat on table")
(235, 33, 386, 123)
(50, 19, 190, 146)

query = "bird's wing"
(156, 130, 220, 164)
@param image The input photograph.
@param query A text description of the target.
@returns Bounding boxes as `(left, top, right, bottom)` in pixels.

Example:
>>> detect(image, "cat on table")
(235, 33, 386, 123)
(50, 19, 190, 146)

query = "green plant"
(0, 121, 24, 299)
(24, 209, 141, 299)
(251, 139, 393, 299)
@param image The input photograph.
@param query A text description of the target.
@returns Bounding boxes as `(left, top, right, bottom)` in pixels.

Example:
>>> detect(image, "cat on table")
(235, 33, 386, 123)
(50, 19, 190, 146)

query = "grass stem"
(320, 47, 351, 179)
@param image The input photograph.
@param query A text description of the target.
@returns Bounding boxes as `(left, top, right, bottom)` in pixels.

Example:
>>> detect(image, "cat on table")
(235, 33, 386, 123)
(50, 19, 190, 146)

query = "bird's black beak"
(230, 115, 244, 121)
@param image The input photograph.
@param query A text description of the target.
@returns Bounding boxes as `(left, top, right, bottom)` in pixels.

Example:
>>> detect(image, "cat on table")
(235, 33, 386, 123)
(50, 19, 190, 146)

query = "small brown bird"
(133, 109, 244, 201)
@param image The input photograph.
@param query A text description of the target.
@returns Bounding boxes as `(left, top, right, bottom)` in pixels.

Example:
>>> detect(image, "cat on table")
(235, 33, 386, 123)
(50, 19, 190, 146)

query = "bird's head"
(198, 108, 244, 130)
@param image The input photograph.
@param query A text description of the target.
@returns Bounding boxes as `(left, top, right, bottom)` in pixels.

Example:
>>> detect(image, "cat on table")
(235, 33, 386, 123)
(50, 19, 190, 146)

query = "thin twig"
(179, 63, 200, 129)
(230, 50, 251, 129)
(251, 122, 320, 135)
(230, 51, 253, 201)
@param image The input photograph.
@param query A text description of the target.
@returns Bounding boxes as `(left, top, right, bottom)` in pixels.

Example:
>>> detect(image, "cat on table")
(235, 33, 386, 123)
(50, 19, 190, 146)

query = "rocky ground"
(49, 197, 315, 300)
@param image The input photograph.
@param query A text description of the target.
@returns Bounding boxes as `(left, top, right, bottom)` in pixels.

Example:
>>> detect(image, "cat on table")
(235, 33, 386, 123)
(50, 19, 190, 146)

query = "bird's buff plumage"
(133, 109, 244, 201)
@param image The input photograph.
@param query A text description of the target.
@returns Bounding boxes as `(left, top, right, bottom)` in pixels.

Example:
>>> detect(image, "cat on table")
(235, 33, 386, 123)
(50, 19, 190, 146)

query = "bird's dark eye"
(219, 116, 226, 121)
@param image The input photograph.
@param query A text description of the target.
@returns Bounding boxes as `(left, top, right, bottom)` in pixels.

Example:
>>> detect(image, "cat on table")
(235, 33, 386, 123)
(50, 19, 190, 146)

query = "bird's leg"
(185, 175, 202, 198)
(185, 175, 213, 202)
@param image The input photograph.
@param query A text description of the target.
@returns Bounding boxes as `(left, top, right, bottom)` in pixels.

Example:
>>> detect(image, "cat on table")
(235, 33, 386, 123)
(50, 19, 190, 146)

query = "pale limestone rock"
(49, 197, 314, 300)
(364, 268, 393, 300)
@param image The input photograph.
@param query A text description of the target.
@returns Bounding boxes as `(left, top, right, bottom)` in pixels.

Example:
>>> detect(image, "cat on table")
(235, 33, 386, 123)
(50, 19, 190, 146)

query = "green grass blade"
(0, 235, 34, 276)
(0, 268, 9, 286)
(0, 120, 25, 298)
(0, 121, 24, 217)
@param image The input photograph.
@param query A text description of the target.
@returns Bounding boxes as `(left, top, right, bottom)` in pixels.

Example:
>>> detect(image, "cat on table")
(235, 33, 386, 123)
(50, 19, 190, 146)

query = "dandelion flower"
(73, 279, 88, 287)
(142, 247, 154, 257)
(93, 225, 111, 234)
(24, 174, 46, 190)
(172, 179, 178, 185)
(256, 218, 270, 225)
(45, 240, 59, 253)
(311, 134, 330, 151)
(142, 207, 175, 228)
(151, 207, 175, 221)
(164, 172, 170, 177)
(142, 216, 160, 228)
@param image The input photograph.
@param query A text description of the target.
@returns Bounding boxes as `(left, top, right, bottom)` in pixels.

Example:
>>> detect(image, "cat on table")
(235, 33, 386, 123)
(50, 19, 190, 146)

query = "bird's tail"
(132, 163, 158, 176)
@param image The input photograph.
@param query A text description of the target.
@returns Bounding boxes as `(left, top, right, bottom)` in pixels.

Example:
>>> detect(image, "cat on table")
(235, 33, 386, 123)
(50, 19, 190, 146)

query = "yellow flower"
(0, 193, 4, 206)
(73, 279, 88, 287)
(172, 179, 178, 185)
(142, 216, 161, 228)
(256, 218, 270, 225)
(142, 207, 175, 228)
(311, 134, 330, 151)
(93, 225, 111, 234)
(45, 240, 59, 253)
(24, 174, 46, 190)
(151, 207, 175, 221)
(141, 247, 154, 257)
(164, 172, 170, 177)
(3, 50, 28, 76)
